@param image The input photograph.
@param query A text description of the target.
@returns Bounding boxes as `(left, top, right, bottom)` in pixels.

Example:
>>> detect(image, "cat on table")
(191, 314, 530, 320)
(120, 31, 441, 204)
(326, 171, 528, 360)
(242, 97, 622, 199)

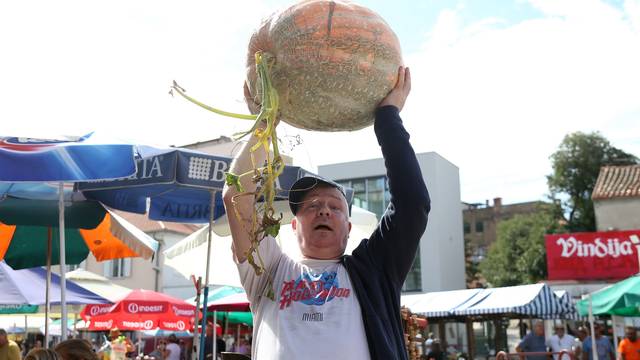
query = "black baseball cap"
(288, 175, 349, 215)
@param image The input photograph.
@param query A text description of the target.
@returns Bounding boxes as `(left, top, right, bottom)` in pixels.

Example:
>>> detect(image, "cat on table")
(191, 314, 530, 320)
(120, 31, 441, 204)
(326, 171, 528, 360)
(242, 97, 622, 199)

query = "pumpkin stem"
(171, 52, 284, 300)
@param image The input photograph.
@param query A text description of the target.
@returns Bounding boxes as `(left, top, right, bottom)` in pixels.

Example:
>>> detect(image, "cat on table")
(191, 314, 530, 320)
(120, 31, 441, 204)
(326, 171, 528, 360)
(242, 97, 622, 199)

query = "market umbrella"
(0, 197, 157, 269)
(187, 286, 252, 326)
(0, 261, 109, 306)
(66, 268, 132, 303)
(207, 293, 250, 312)
(577, 274, 640, 316)
(0, 133, 138, 342)
(84, 289, 197, 332)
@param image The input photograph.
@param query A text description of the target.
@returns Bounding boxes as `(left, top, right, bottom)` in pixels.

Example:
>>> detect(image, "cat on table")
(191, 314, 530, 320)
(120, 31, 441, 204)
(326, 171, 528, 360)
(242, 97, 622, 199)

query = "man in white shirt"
(224, 66, 429, 360)
(546, 324, 576, 360)
(165, 334, 181, 360)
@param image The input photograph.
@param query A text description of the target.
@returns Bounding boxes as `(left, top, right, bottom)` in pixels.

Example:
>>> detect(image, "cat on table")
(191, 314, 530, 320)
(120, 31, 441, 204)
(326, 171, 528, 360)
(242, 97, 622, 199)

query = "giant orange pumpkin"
(245, 0, 403, 131)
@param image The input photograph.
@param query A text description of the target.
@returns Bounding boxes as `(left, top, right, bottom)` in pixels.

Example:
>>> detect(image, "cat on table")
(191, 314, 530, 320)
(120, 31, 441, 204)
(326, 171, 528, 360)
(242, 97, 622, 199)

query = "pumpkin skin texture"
(245, 0, 403, 131)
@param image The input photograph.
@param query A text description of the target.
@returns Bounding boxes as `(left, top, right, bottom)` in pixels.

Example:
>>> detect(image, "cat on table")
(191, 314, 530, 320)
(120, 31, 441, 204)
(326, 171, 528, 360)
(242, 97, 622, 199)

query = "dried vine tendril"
(170, 52, 283, 300)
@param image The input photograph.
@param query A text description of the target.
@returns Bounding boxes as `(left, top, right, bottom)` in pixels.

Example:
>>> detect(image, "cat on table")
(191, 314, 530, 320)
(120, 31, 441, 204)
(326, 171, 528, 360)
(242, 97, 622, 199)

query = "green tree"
(464, 236, 483, 288)
(547, 132, 638, 232)
(480, 210, 563, 287)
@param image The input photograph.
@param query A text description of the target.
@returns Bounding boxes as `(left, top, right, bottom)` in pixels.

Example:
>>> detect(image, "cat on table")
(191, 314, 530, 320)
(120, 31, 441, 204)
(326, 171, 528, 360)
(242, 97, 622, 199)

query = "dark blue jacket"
(342, 105, 431, 360)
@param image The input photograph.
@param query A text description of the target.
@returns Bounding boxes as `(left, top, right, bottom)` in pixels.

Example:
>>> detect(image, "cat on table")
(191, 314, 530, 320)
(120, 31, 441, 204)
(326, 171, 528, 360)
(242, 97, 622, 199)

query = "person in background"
(426, 340, 445, 360)
(233, 339, 250, 356)
(617, 326, 640, 360)
(55, 339, 99, 360)
(516, 321, 548, 360)
(0, 329, 22, 360)
(148, 340, 166, 360)
(425, 333, 435, 354)
(164, 335, 180, 360)
(573, 326, 589, 360)
(23, 349, 58, 360)
(546, 324, 575, 360)
(108, 329, 133, 354)
(583, 323, 614, 360)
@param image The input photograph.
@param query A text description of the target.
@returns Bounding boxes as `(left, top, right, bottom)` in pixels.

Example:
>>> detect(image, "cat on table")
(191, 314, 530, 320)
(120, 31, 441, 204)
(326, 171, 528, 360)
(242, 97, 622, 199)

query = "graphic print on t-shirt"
(279, 270, 351, 309)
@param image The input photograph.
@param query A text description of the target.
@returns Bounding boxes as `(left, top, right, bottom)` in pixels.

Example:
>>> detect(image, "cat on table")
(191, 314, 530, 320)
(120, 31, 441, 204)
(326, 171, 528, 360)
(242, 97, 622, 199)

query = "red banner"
(545, 230, 640, 280)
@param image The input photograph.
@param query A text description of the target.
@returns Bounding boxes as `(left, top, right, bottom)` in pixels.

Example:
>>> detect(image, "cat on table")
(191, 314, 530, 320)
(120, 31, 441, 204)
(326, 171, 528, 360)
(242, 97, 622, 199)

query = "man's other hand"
(379, 66, 411, 112)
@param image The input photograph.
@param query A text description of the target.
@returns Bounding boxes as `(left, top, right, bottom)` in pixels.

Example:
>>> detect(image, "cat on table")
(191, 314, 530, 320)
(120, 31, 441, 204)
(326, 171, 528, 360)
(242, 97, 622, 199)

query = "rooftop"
(592, 165, 640, 200)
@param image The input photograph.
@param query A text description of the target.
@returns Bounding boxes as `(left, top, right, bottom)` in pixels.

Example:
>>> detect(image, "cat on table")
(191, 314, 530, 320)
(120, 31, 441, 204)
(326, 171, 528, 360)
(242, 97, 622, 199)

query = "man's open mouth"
(314, 224, 333, 231)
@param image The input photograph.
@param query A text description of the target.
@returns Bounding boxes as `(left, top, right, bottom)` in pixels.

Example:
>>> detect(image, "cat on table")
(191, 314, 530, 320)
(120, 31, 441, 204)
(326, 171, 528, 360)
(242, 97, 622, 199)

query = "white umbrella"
(66, 268, 132, 302)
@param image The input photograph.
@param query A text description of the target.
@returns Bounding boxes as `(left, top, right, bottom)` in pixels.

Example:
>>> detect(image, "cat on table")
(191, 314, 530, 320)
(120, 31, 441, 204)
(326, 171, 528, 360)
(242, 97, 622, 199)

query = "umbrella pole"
(212, 312, 217, 359)
(588, 294, 598, 360)
(45, 227, 52, 348)
(192, 277, 201, 360)
(198, 191, 216, 360)
(59, 182, 68, 341)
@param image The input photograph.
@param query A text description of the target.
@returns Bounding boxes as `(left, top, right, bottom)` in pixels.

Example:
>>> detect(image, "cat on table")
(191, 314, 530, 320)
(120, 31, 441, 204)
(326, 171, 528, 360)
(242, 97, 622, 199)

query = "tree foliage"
(480, 210, 563, 287)
(547, 131, 638, 232)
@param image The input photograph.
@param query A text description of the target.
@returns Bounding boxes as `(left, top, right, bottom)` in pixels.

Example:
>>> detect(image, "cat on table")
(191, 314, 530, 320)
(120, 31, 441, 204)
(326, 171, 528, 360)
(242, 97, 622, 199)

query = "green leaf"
(264, 222, 280, 238)
(225, 172, 244, 192)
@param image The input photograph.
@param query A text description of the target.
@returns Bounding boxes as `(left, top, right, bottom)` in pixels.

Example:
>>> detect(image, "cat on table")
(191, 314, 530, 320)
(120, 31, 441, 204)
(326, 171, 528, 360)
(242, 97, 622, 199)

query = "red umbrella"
(207, 292, 250, 312)
(83, 289, 197, 331)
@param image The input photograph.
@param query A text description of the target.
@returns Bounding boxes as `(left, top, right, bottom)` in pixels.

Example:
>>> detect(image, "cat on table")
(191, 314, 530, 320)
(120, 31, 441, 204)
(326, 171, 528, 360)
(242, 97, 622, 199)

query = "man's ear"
(291, 217, 297, 231)
(348, 221, 352, 233)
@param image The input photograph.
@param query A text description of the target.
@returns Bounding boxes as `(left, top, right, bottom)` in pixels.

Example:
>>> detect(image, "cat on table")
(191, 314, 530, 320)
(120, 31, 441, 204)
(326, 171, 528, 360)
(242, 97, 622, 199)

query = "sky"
(1, 0, 639, 205)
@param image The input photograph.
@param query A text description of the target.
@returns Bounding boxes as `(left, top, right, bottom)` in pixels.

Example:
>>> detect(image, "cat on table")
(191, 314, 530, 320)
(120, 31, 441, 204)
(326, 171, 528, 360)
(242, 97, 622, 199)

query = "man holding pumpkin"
(223, 66, 430, 360)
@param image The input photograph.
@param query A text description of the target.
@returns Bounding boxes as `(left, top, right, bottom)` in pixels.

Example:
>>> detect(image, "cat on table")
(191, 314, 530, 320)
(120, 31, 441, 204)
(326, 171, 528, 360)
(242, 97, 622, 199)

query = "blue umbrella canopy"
(0, 261, 109, 305)
(0, 134, 137, 182)
(78, 146, 313, 223)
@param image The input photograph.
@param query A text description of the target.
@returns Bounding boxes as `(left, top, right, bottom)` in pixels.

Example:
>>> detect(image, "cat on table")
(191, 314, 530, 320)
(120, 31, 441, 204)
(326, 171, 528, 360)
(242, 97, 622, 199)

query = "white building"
(319, 152, 466, 293)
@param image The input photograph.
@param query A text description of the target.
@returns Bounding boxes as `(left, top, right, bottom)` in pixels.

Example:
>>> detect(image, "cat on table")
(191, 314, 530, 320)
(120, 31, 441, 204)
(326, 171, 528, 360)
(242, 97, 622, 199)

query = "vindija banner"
(545, 230, 640, 280)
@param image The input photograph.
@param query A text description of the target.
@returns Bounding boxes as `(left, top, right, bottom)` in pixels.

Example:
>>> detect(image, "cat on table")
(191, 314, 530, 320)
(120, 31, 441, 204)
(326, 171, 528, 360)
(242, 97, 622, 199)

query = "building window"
(103, 258, 132, 278)
(402, 253, 422, 292)
(463, 222, 471, 234)
(475, 221, 484, 233)
(337, 176, 390, 220)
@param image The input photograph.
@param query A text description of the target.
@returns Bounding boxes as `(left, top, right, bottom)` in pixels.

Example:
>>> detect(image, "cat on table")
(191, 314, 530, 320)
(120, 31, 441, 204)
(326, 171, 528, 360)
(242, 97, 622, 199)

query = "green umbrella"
(187, 286, 253, 326)
(0, 305, 39, 314)
(0, 197, 157, 269)
(0, 197, 104, 269)
(577, 274, 640, 316)
(214, 311, 252, 326)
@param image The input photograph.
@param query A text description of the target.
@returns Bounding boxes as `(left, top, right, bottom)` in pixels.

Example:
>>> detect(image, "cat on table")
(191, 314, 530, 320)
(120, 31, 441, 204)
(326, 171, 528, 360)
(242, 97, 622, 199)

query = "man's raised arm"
(222, 86, 269, 263)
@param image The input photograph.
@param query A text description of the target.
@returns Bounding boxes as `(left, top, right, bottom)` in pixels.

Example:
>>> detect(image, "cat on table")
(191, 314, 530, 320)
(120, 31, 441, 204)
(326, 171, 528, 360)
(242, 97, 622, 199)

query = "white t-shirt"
(165, 343, 181, 360)
(546, 334, 576, 360)
(238, 236, 371, 360)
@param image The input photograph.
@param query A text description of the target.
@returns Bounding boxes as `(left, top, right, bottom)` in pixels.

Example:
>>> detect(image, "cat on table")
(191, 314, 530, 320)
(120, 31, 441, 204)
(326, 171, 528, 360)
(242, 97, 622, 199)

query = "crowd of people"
(0, 328, 100, 360)
(0, 324, 253, 360)
(516, 321, 640, 360)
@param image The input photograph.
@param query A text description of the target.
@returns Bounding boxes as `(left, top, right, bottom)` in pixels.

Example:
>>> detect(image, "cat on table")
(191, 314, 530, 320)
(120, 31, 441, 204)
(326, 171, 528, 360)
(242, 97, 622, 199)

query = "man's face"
(292, 186, 351, 260)
(534, 323, 545, 336)
(626, 328, 637, 341)
(0, 333, 7, 346)
(577, 329, 588, 340)
(555, 326, 565, 337)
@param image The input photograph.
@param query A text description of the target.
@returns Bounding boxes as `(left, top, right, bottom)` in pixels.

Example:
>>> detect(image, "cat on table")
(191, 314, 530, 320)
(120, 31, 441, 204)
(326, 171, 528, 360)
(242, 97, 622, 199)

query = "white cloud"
(395, 0, 640, 203)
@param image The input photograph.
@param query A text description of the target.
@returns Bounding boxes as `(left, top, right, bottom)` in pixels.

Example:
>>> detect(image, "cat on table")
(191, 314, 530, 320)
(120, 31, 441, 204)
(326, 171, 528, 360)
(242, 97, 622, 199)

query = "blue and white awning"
(402, 284, 576, 319)
(401, 288, 485, 318)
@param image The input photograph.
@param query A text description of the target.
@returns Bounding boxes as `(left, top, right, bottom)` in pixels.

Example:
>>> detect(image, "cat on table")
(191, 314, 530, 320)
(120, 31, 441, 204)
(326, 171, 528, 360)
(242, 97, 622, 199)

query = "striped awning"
(402, 284, 576, 319)
(453, 284, 574, 318)
(401, 288, 485, 318)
